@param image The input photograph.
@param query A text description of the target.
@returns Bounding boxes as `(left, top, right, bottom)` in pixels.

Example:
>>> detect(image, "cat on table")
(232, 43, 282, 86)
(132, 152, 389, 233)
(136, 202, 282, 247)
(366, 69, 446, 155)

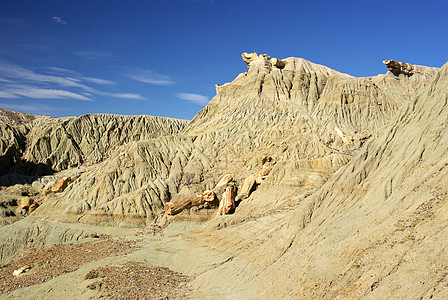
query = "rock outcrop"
(164, 190, 217, 215)
(217, 186, 236, 215)
(383, 59, 439, 78)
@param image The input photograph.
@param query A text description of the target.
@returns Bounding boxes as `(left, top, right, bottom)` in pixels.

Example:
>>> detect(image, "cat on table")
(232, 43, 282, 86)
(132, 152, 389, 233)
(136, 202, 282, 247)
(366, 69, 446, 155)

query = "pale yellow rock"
(20, 197, 32, 210)
(164, 190, 216, 215)
(0, 55, 446, 300)
(202, 190, 216, 203)
(28, 203, 39, 213)
(236, 175, 256, 201)
(217, 186, 235, 215)
(214, 174, 233, 189)
(241, 52, 258, 64)
(270, 57, 285, 68)
(255, 165, 273, 184)
(51, 176, 71, 193)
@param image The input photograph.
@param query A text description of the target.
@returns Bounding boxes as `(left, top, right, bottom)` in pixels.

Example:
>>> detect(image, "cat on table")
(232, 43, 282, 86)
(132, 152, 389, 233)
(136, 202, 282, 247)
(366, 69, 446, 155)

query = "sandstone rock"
(20, 197, 33, 210)
(217, 186, 236, 215)
(241, 52, 259, 64)
(383, 59, 414, 76)
(28, 203, 39, 213)
(0, 54, 446, 300)
(270, 57, 285, 68)
(202, 190, 216, 203)
(255, 165, 273, 184)
(214, 174, 233, 189)
(164, 190, 217, 215)
(236, 175, 256, 201)
(51, 176, 71, 193)
(2, 53, 440, 229)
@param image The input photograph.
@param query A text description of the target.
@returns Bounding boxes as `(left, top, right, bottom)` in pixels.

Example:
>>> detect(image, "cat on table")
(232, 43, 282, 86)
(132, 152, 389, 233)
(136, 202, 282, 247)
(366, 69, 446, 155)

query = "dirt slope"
(188, 61, 448, 299)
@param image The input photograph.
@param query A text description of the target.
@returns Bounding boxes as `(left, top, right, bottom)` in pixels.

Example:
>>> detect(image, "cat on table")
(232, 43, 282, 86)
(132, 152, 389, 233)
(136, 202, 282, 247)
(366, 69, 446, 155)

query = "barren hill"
(0, 113, 188, 176)
(0, 54, 446, 299)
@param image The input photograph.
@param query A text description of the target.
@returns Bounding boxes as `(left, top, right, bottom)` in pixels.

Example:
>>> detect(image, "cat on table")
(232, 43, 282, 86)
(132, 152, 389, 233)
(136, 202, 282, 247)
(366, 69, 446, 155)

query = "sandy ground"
(0, 229, 191, 299)
(0, 219, 263, 300)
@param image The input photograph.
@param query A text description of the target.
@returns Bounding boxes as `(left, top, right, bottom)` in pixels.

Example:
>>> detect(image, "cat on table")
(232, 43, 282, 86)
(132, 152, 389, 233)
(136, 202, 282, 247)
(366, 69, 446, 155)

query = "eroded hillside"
(39, 54, 437, 227)
(0, 54, 445, 299)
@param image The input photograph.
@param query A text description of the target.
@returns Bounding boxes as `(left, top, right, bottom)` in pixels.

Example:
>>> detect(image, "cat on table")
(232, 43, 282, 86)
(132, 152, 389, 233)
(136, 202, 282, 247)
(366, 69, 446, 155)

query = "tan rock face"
(20, 197, 32, 210)
(28, 203, 39, 213)
(217, 186, 236, 215)
(241, 52, 259, 64)
(202, 190, 216, 203)
(164, 190, 217, 215)
(270, 57, 285, 68)
(236, 175, 256, 201)
(51, 176, 71, 193)
(383, 59, 415, 76)
(241, 52, 285, 71)
(214, 174, 233, 189)
(1, 56, 447, 300)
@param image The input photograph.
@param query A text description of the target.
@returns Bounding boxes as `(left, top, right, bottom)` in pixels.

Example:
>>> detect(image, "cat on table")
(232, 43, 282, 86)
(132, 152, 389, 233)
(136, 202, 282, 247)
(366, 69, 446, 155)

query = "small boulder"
(51, 176, 71, 193)
(217, 186, 236, 216)
(29, 203, 39, 213)
(202, 190, 216, 203)
(20, 196, 33, 210)
(215, 174, 233, 189)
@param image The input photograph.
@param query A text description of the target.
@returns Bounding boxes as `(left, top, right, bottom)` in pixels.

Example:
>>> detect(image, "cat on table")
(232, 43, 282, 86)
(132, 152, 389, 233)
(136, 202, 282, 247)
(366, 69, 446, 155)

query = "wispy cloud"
(5, 87, 91, 101)
(105, 93, 144, 100)
(81, 77, 115, 85)
(0, 102, 60, 115)
(72, 50, 119, 61)
(0, 62, 83, 87)
(127, 69, 174, 85)
(177, 93, 209, 104)
(52, 16, 67, 24)
(0, 62, 143, 101)
(46, 66, 79, 75)
(0, 91, 19, 98)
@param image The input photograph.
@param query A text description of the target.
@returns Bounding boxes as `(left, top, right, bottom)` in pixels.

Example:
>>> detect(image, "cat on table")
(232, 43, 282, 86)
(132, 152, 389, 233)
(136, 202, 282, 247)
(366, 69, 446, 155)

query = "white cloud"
(46, 66, 79, 75)
(4, 87, 91, 101)
(72, 50, 118, 61)
(0, 102, 59, 115)
(0, 61, 142, 102)
(52, 16, 67, 25)
(106, 93, 145, 100)
(0, 91, 18, 98)
(177, 93, 209, 104)
(81, 76, 115, 85)
(127, 70, 174, 85)
(0, 62, 85, 88)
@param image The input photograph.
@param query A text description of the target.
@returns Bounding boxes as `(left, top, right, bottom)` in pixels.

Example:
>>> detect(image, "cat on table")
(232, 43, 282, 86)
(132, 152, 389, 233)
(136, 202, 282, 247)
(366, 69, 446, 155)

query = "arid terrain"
(0, 53, 447, 299)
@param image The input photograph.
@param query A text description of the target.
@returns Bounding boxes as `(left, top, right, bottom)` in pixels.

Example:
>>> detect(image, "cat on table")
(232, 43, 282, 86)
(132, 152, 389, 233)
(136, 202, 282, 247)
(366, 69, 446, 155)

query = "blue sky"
(0, 0, 447, 120)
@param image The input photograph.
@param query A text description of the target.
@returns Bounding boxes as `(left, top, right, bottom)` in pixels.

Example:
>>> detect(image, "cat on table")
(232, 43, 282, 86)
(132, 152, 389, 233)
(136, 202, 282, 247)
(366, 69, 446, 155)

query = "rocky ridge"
(41, 53, 437, 227)
(0, 53, 446, 299)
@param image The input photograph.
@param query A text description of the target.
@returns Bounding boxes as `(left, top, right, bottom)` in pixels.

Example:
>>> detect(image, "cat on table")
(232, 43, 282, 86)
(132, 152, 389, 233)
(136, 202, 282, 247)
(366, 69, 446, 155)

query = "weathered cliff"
(39, 53, 438, 227)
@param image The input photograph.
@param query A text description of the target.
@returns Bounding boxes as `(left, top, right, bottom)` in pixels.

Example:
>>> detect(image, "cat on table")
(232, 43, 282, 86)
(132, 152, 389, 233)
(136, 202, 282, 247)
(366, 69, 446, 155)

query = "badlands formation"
(0, 53, 447, 299)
